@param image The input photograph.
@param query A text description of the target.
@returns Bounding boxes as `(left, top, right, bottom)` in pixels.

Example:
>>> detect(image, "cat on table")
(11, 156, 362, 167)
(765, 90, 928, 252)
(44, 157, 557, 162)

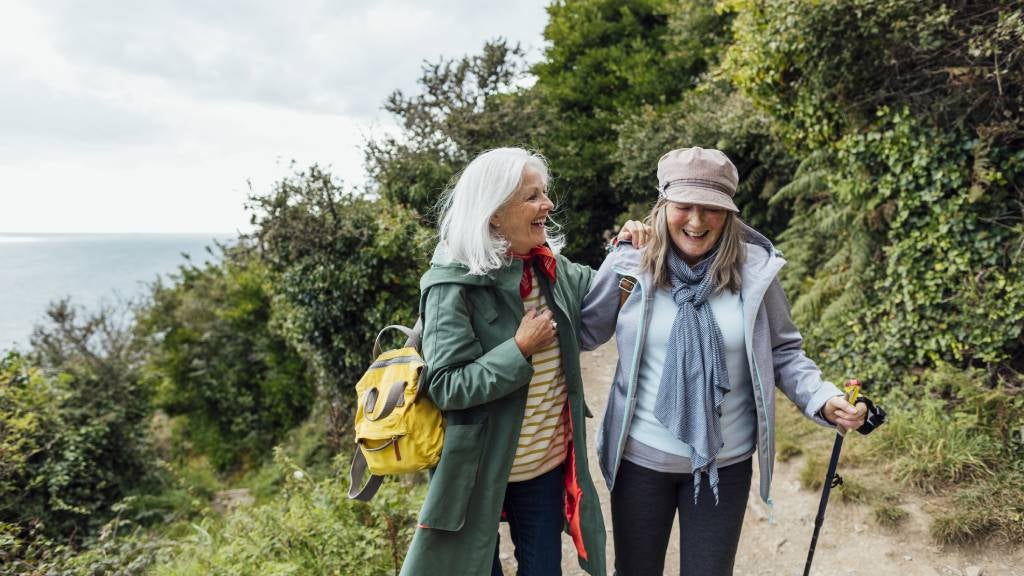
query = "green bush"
(1, 302, 155, 545)
(875, 366, 1022, 490)
(248, 166, 433, 431)
(140, 247, 314, 471)
(152, 453, 425, 576)
(775, 111, 1024, 384)
(718, 0, 1024, 385)
(722, 0, 1023, 151)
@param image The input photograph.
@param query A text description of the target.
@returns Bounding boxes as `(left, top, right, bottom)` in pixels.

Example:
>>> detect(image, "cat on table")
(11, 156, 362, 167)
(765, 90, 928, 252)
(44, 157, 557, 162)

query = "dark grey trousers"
(610, 457, 752, 576)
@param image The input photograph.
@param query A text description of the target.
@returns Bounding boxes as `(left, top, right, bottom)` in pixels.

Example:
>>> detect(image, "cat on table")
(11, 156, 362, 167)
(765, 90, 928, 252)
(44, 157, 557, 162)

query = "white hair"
(436, 147, 565, 275)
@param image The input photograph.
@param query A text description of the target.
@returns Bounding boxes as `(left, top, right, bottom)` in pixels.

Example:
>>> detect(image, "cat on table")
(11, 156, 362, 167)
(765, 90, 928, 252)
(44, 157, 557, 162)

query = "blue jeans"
(492, 464, 564, 576)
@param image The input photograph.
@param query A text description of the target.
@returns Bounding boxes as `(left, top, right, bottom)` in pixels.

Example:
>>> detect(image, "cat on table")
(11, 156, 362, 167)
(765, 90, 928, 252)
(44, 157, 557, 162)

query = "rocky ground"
(498, 340, 1023, 576)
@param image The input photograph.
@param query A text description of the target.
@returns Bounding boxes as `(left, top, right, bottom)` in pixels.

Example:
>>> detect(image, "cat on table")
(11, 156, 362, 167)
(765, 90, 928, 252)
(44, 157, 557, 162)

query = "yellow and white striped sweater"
(508, 275, 569, 483)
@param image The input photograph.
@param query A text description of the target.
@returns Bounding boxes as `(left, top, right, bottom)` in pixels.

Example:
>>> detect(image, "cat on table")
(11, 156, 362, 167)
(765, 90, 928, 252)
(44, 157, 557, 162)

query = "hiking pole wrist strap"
(855, 396, 887, 435)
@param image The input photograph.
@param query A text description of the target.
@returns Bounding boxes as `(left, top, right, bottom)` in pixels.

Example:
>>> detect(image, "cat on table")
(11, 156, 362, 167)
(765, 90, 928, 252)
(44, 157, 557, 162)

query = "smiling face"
(490, 169, 553, 254)
(666, 202, 727, 265)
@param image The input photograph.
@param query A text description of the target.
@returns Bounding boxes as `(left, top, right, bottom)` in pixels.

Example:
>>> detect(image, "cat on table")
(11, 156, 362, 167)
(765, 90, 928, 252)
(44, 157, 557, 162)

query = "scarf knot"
(513, 246, 557, 298)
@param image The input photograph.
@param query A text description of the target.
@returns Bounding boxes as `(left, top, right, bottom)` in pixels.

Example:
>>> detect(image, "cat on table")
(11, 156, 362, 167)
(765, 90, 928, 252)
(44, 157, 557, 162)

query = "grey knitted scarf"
(653, 245, 731, 504)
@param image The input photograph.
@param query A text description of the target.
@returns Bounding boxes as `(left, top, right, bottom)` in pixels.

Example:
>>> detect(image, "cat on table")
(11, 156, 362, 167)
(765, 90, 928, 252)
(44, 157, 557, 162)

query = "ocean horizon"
(0, 233, 233, 351)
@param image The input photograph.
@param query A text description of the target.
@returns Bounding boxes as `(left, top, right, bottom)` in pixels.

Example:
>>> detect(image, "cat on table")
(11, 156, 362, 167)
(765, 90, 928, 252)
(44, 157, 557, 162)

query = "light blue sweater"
(625, 285, 756, 472)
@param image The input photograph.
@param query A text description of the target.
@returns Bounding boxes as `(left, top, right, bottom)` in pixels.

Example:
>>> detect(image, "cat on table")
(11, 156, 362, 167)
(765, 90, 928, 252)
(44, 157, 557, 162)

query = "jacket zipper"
(746, 278, 777, 512)
(613, 273, 649, 487)
(368, 355, 422, 369)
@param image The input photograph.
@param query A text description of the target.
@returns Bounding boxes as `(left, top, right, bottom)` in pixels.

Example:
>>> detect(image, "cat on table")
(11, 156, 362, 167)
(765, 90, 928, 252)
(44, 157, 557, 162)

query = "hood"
(738, 221, 785, 277)
(419, 242, 524, 293)
(739, 221, 777, 259)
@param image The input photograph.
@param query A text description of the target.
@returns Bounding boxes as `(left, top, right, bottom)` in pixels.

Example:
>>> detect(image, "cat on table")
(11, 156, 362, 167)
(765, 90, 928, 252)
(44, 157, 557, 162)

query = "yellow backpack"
(347, 322, 444, 501)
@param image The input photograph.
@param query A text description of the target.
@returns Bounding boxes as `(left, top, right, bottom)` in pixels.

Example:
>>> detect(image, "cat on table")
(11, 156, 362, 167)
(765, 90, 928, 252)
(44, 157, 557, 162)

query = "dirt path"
(499, 341, 1023, 575)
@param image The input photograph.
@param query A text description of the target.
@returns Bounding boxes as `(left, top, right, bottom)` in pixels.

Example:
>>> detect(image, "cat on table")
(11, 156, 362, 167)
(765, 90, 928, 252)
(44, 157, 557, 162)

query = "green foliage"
(929, 468, 1024, 545)
(874, 365, 1023, 492)
(872, 504, 909, 529)
(249, 165, 433, 427)
(139, 247, 314, 471)
(1, 302, 155, 545)
(613, 79, 795, 237)
(778, 111, 1024, 383)
(152, 453, 425, 576)
(366, 40, 546, 219)
(723, 0, 1024, 151)
(535, 0, 721, 262)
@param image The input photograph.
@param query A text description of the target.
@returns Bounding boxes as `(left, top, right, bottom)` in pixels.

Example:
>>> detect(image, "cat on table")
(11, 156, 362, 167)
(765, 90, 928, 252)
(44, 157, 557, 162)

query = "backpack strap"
(373, 324, 419, 357)
(410, 287, 474, 402)
(348, 449, 383, 501)
(618, 275, 637, 309)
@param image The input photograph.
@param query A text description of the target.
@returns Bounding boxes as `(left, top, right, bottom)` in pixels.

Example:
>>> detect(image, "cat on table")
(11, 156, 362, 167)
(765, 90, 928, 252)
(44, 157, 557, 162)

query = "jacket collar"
(420, 242, 524, 295)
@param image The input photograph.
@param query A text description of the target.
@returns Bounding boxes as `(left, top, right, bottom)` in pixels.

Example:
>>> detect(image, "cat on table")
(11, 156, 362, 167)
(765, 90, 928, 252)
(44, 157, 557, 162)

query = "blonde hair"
(640, 198, 746, 294)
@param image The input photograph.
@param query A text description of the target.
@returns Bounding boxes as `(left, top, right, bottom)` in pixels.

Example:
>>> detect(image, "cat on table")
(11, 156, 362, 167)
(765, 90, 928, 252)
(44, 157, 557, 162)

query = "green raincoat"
(399, 247, 607, 576)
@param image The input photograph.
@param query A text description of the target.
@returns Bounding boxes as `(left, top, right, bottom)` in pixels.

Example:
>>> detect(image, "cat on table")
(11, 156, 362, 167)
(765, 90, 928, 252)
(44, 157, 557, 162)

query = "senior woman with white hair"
(400, 147, 635, 576)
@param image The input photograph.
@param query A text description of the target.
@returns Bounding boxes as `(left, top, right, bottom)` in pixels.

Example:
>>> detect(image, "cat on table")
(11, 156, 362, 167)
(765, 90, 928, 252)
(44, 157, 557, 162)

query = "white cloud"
(0, 0, 550, 233)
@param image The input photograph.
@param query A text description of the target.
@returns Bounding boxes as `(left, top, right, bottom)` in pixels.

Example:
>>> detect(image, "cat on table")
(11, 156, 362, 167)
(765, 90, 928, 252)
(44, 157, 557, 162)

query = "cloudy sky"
(0, 0, 550, 233)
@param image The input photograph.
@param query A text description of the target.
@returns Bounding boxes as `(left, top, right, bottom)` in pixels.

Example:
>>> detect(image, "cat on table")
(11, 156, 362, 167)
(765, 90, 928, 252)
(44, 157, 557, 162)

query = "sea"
(0, 233, 233, 352)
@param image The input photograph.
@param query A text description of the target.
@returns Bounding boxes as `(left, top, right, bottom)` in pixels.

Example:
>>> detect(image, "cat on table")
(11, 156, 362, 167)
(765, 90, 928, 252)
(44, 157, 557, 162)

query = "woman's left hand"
(617, 220, 652, 248)
(822, 395, 868, 433)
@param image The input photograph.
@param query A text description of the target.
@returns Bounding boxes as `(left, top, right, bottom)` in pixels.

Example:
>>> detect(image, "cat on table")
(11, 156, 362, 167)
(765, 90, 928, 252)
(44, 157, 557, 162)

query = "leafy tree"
(533, 0, 725, 262)
(721, 0, 1024, 383)
(722, 0, 1024, 150)
(1, 302, 154, 545)
(613, 79, 796, 238)
(248, 165, 433, 432)
(365, 40, 546, 220)
(140, 247, 314, 471)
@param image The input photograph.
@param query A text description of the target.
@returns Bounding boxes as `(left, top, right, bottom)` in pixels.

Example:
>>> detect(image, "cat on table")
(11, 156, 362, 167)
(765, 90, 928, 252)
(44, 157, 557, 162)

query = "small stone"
(748, 501, 769, 521)
(904, 555, 913, 561)
(964, 567, 983, 576)
(774, 538, 788, 554)
(854, 523, 866, 533)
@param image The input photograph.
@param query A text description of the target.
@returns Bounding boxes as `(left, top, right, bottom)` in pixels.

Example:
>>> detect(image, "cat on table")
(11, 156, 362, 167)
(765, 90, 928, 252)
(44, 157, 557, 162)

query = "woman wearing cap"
(402, 147, 643, 576)
(579, 147, 867, 575)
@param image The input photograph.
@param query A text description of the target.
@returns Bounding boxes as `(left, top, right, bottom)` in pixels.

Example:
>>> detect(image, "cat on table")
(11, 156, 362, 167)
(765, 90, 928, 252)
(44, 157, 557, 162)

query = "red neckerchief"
(513, 246, 557, 298)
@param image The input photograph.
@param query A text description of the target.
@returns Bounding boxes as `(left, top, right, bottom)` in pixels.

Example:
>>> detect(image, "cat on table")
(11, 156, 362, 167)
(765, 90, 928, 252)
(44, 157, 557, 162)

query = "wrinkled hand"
(823, 394, 868, 433)
(616, 220, 652, 248)
(514, 308, 557, 358)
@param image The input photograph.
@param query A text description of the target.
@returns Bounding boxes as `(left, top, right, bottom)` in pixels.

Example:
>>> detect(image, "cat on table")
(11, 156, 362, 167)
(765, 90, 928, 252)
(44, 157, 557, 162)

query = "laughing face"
(666, 202, 727, 265)
(491, 169, 553, 254)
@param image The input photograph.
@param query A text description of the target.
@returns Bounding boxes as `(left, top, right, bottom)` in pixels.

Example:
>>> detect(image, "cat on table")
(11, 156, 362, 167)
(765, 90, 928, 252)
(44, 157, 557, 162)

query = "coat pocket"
(417, 421, 487, 532)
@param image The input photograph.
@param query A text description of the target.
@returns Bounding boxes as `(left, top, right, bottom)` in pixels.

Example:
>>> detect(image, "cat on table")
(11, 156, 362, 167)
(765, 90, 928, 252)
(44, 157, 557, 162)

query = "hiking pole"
(802, 380, 864, 576)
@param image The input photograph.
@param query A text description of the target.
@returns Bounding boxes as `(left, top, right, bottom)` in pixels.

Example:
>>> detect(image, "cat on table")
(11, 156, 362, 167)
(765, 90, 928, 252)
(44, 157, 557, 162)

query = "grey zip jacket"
(579, 224, 841, 505)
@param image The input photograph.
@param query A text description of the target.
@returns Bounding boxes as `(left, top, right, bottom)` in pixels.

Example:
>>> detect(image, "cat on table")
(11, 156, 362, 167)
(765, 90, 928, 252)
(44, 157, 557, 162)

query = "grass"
(872, 504, 909, 528)
(150, 458, 426, 576)
(773, 363, 1024, 547)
